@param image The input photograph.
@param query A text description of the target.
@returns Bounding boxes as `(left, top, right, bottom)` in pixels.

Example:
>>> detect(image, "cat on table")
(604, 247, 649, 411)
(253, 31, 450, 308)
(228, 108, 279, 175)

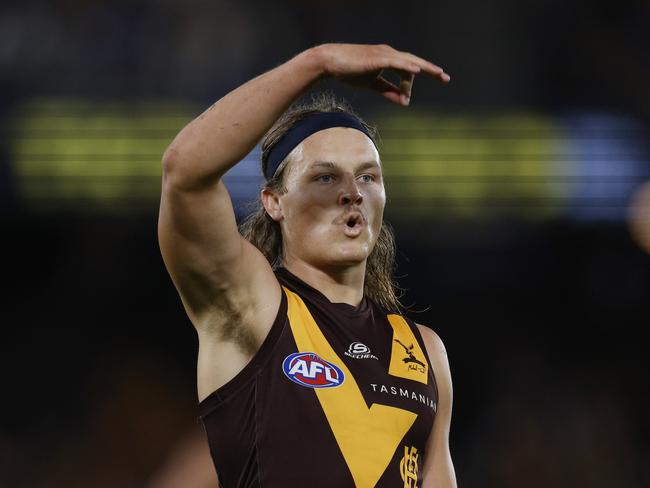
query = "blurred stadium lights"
(559, 113, 650, 221)
(377, 111, 564, 220)
(9, 98, 195, 212)
(376, 110, 650, 221)
(9, 98, 650, 222)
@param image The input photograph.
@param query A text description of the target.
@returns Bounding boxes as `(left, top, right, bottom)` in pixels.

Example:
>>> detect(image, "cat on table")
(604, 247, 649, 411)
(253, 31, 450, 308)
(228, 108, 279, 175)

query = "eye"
(317, 174, 334, 183)
(358, 174, 374, 183)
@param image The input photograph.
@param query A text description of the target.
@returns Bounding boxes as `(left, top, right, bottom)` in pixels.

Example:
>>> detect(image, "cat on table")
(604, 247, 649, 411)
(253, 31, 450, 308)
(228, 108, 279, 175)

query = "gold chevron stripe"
(387, 315, 429, 385)
(284, 287, 416, 487)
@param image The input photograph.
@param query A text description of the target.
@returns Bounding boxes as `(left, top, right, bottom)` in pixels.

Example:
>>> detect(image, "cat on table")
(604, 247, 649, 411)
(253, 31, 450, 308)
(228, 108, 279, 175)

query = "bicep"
(418, 325, 457, 488)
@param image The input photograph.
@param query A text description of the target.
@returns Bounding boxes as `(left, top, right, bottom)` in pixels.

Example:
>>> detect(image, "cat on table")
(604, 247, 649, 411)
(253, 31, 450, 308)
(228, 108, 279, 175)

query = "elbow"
(161, 144, 221, 191)
(161, 144, 197, 190)
(162, 143, 182, 176)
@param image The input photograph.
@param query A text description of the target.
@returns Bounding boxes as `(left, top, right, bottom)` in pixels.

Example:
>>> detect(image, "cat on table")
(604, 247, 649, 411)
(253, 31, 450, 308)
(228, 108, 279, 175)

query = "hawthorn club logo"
(400, 445, 419, 487)
(394, 339, 426, 373)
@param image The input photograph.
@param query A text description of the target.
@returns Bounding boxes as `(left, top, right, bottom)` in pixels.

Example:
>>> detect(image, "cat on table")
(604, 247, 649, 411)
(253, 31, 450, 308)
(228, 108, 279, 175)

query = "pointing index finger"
(400, 51, 450, 83)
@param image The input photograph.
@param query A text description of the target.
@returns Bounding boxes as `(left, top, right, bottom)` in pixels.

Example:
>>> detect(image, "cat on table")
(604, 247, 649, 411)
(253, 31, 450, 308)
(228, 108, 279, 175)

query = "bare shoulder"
(415, 324, 449, 362)
(415, 323, 453, 391)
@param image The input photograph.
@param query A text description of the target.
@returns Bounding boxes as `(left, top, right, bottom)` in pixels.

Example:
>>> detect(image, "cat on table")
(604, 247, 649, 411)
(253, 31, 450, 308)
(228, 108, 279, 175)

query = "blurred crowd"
(0, 0, 648, 114)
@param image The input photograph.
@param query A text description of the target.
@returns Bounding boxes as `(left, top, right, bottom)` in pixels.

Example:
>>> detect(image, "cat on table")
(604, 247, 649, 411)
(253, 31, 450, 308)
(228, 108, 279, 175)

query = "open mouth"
(346, 216, 361, 228)
(341, 213, 364, 237)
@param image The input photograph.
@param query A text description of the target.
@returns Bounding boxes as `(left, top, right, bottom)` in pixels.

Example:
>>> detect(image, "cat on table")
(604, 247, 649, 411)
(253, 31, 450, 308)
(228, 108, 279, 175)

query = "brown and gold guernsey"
(198, 268, 438, 488)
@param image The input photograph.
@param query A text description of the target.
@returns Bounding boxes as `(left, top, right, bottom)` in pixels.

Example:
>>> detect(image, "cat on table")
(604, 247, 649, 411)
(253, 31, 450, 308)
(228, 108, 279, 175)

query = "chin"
(328, 243, 372, 266)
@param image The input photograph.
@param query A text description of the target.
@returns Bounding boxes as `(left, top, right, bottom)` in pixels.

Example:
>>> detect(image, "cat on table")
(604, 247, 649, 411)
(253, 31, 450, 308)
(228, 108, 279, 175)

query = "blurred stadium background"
(1, 0, 649, 486)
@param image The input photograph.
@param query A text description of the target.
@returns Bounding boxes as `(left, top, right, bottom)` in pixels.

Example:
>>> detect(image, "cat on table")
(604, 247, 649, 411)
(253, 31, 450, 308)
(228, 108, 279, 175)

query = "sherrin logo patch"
(282, 352, 345, 388)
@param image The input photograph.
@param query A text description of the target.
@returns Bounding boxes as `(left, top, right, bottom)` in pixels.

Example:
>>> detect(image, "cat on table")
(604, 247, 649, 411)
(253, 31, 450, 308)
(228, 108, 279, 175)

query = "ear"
(261, 188, 284, 222)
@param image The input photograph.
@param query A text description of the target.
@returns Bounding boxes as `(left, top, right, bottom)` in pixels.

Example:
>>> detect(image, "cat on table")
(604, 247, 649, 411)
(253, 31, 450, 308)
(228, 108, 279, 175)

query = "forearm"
(162, 47, 325, 187)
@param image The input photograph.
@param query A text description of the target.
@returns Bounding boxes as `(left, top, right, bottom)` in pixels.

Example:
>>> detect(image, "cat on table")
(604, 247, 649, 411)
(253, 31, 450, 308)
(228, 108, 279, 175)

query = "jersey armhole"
(198, 289, 288, 417)
(405, 317, 440, 404)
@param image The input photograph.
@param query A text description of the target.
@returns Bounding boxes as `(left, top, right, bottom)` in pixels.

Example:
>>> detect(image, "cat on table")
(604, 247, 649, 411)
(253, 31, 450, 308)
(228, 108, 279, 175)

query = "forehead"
(290, 127, 380, 171)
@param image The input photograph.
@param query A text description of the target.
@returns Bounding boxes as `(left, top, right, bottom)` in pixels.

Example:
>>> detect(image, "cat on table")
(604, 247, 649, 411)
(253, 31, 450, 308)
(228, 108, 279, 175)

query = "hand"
(311, 43, 450, 106)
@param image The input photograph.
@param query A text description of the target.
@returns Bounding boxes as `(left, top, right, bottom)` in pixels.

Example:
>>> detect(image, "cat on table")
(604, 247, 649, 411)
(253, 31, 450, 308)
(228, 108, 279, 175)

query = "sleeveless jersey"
(198, 268, 438, 488)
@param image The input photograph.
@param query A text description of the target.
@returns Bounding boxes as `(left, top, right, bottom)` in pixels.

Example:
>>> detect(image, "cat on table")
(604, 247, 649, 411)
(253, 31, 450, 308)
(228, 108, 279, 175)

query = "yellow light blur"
(10, 98, 196, 213)
(10, 98, 571, 218)
(375, 109, 568, 219)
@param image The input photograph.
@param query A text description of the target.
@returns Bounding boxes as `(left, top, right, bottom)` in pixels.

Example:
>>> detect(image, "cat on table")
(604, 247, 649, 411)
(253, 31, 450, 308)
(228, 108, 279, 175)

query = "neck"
(283, 258, 366, 307)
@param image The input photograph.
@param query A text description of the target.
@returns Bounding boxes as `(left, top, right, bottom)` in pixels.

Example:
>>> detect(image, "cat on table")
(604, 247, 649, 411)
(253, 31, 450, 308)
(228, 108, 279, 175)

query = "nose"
(338, 181, 363, 206)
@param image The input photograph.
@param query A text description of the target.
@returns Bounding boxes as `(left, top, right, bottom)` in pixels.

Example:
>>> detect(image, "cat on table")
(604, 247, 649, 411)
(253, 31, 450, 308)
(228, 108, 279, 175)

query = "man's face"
(266, 127, 386, 269)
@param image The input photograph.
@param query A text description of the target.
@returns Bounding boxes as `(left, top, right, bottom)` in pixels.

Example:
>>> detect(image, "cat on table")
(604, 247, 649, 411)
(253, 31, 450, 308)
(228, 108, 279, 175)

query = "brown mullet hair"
(239, 92, 403, 312)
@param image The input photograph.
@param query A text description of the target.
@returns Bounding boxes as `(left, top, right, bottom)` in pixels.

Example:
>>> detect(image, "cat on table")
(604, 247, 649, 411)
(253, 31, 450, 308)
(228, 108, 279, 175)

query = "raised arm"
(158, 47, 324, 331)
(158, 44, 449, 324)
(158, 44, 449, 396)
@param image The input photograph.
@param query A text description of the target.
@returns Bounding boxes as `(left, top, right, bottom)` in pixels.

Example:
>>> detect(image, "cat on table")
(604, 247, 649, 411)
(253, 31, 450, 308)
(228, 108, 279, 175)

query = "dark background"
(1, 0, 649, 486)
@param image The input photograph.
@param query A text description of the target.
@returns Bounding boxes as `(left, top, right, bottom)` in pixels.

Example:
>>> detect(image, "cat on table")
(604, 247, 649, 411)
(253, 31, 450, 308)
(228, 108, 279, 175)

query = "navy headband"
(264, 111, 376, 180)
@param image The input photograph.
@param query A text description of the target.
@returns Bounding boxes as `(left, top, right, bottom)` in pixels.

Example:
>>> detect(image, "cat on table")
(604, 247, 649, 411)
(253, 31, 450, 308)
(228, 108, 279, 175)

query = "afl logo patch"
(282, 352, 345, 388)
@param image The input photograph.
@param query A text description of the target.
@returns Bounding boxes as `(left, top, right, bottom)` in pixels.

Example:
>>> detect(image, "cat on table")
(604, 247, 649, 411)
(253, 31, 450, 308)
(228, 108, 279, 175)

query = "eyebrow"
(310, 160, 381, 171)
